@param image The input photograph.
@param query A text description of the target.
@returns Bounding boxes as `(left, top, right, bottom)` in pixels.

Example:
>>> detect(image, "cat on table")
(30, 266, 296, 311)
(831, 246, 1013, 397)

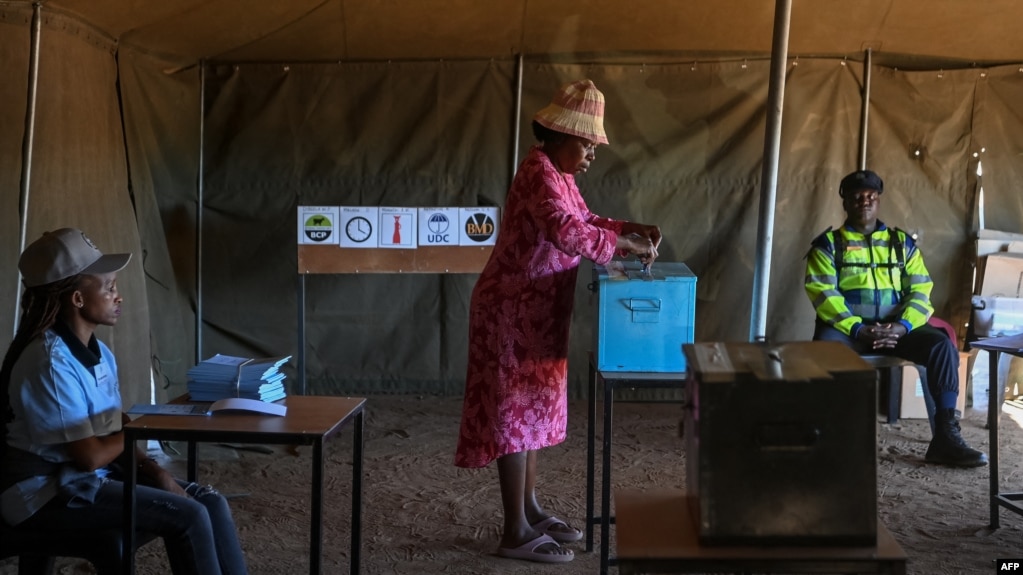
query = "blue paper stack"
(187, 354, 291, 402)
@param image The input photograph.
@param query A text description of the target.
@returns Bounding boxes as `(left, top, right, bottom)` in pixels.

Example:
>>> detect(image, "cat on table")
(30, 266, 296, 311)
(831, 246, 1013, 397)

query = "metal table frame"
(122, 395, 366, 575)
(586, 356, 686, 575)
(968, 333, 1023, 528)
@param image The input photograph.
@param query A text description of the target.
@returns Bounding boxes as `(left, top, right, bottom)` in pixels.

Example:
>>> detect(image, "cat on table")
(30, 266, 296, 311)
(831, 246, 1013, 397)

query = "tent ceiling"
(22, 0, 1023, 67)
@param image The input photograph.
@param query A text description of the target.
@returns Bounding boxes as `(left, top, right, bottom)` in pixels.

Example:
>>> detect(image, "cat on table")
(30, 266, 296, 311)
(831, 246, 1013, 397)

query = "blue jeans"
(21, 478, 247, 575)
(814, 321, 960, 411)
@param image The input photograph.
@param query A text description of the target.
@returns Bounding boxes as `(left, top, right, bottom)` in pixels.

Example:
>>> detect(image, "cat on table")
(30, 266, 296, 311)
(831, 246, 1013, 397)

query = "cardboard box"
(975, 229, 1023, 258)
(976, 253, 1023, 297)
(592, 261, 696, 372)
(899, 353, 969, 419)
(971, 295, 1023, 337)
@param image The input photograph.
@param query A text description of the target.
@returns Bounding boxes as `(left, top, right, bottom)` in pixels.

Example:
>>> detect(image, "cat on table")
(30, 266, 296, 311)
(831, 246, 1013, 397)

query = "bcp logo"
(464, 213, 495, 243)
(304, 214, 333, 242)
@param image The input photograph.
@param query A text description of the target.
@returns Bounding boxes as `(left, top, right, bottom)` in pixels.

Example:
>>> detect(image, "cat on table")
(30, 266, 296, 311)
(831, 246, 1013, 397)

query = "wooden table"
(121, 395, 366, 574)
(968, 332, 1023, 528)
(614, 489, 907, 574)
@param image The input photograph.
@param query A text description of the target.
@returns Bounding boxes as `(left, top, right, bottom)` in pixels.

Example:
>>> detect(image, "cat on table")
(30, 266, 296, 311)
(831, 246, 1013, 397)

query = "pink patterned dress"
(455, 146, 623, 468)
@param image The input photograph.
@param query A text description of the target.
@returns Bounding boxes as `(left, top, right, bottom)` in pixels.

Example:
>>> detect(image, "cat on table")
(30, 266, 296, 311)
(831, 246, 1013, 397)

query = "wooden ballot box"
(682, 341, 877, 546)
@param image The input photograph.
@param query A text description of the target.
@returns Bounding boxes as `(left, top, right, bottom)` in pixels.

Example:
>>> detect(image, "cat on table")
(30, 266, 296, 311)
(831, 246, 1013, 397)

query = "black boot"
(925, 408, 988, 467)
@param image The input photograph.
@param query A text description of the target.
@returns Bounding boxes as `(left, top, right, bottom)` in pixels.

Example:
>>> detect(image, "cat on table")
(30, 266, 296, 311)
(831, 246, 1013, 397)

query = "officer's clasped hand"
(857, 322, 907, 350)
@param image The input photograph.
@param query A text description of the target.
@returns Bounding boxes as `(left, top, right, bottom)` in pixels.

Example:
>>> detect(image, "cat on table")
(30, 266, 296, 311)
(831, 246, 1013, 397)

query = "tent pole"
(13, 2, 42, 336)
(196, 61, 206, 364)
(18, 2, 42, 243)
(749, 0, 793, 342)
(511, 53, 524, 184)
(858, 48, 872, 169)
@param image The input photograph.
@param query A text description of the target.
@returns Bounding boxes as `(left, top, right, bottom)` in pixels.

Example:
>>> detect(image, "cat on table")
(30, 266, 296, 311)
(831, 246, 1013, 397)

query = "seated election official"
(0, 228, 248, 575)
(804, 171, 987, 468)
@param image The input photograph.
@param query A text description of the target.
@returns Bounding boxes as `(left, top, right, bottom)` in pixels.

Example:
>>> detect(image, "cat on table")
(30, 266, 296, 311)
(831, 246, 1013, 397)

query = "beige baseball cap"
(19, 228, 131, 288)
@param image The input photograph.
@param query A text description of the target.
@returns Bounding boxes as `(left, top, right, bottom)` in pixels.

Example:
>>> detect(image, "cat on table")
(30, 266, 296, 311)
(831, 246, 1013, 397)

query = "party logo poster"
(458, 207, 499, 246)
(378, 207, 417, 249)
(418, 208, 459, 246)
(339, 206, 379, 248)
(297, 206, 340, 245)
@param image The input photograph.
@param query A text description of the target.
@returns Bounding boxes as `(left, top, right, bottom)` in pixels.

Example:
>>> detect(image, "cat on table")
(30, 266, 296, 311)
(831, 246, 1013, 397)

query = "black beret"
(839, 170, 884, 197)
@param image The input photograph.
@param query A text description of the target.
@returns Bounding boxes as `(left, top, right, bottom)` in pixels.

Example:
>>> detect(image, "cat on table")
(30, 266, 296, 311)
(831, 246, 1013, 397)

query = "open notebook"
(127, 397, 287, 417)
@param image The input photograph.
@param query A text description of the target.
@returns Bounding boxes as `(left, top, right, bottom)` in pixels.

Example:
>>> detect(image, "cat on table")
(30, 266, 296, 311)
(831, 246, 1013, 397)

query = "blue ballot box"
(590, 261, 697, 372)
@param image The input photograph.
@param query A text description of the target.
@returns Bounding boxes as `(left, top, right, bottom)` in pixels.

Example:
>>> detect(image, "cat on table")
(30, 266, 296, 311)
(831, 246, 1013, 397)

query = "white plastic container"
(972, 295, 1023, 337)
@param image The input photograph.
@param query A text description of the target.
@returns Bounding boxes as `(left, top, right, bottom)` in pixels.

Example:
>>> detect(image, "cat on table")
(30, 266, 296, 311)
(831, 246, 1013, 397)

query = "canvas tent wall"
(2, 2, 1023, 403)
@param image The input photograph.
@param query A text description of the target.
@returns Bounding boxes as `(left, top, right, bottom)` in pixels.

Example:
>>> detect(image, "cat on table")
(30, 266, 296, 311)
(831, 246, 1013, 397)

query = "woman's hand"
(620, 222, 662, 249)
(618, 222, 662, 267)
(617, 233, 659, 265)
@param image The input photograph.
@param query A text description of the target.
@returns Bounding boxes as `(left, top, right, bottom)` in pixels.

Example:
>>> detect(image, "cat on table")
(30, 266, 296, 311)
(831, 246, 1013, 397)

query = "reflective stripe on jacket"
(804, 221, 934, 337)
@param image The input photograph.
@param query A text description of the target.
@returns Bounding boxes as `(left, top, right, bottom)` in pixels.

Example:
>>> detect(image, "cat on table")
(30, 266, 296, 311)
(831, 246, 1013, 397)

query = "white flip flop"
(497, 533, 574, 563)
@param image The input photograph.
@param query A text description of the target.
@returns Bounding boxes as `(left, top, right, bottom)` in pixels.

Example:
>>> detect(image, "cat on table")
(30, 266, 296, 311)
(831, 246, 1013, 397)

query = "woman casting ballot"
(455, 79, 661, 564)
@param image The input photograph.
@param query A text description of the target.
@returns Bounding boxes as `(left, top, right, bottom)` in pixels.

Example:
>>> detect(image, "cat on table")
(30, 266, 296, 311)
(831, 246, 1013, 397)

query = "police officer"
(805, 170, 987, 468)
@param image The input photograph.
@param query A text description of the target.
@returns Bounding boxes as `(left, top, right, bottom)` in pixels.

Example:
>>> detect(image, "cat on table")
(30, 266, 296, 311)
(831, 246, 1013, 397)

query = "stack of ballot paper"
(187, 354, 291, 402)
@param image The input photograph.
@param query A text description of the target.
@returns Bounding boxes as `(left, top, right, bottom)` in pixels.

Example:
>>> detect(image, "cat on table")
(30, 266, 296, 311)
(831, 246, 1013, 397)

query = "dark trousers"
(814, 321, 960, 411)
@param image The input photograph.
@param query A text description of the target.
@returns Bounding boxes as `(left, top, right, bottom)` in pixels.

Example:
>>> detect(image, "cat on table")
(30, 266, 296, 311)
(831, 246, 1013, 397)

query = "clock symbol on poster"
(345, 216, 372, 243)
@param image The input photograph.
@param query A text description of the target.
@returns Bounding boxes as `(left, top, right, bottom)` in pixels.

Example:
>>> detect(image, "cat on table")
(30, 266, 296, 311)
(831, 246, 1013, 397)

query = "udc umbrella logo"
(428, 213, 450, 235)
(304, 214, 333, 242)
(422, 212, 453, 244)
(418, 208, 459, 246)
(464, 212, 495, 242)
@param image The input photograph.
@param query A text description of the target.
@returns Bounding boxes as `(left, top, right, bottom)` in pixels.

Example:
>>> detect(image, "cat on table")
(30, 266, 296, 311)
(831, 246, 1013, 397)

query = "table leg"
(122, 432, 138, 575)
(310, 438, 324, 575)
(353, 408, 364, 574)
(600, 375, 613, 575)
(297, 274, 307, 395)
(187, 440, 198, 483)
(988, 349, 1000, 529)
(887, 366, 902, 425)
(586, 360, 596, 552)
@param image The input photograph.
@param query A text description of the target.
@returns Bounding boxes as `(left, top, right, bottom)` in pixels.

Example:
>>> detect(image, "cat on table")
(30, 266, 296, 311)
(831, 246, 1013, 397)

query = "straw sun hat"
(533, 79, 609, 145)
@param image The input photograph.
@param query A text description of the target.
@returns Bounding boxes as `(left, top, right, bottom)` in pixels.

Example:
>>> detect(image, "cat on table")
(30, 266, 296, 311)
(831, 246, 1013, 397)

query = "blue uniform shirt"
(1, 322, 122, 525)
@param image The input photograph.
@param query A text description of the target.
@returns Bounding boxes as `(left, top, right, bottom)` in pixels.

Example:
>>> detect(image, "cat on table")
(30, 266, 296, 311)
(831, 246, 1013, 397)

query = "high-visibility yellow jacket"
(805, 221, 934, 338)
